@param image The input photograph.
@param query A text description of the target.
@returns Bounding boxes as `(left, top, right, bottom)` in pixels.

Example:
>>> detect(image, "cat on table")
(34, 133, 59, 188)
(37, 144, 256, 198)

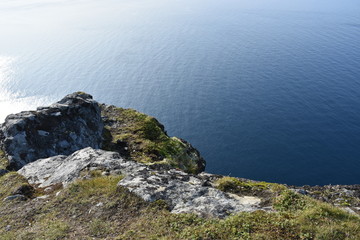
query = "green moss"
(0, 174, 359, 239)
(0, 149, 9, 169)
(0, 171, 30, 199)
(66, 175, 123, 200)
(37, 217, 70, 240)
(215, 176, 284, 194)
(273, 190, 307, 212)
(101, 106, 203, 173)
(0, 175, 147, 239)
(117, 205, 360, 240)
(142, 118, 164, 141)
(88, 219, 112, 237)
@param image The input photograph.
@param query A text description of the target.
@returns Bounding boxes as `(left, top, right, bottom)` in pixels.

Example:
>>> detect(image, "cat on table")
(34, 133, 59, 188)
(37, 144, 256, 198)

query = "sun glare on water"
(0, 56, 51, 123)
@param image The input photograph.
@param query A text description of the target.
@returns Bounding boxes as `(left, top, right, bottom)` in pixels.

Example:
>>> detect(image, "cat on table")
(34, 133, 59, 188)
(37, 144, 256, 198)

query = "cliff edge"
(0, 92, 359, 239)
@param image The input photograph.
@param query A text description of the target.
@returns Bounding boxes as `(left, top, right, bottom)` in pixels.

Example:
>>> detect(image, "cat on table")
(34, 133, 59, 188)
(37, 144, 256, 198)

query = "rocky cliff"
(0, 92, 359, 239)
(0, 92, 103, 170)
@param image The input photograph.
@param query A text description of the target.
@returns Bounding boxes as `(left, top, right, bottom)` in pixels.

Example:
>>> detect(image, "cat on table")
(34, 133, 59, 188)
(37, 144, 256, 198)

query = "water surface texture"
(1, 0, 360, 185)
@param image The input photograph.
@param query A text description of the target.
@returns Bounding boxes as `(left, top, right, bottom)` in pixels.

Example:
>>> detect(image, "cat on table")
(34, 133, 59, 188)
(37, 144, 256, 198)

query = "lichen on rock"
(17, 147, 261, 218)
(0, 92, 104, 170)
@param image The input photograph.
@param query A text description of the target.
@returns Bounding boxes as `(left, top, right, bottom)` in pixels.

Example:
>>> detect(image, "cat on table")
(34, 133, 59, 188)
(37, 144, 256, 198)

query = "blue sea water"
(0, 0, 359, 185)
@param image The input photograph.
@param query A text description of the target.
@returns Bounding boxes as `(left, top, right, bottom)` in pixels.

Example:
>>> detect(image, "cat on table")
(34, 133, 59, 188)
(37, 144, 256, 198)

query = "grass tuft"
(0, 173, 359, 239)
(0, 149, 9, 169)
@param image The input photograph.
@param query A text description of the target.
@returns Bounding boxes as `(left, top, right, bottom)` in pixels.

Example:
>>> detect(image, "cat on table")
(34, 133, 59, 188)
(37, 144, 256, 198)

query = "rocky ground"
(0, 92, 359, 239)
(292, 184, 360, 215)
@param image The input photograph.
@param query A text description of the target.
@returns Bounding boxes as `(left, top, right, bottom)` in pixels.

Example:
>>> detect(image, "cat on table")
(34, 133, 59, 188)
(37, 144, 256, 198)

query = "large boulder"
(18, 147, 124, 188)
(119, 167, 261, 218)
(18, 147, 261, 218)
(0, 92, 103, 169)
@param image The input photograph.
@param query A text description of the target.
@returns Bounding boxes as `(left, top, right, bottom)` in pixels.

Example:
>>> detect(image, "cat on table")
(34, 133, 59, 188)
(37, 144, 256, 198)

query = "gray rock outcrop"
(2, 92, 264, 217)
(18, 147, 261, 218)
(119, 167, 262, 218)
(18, 147, 122, 188)
(0, 92, 103, 169)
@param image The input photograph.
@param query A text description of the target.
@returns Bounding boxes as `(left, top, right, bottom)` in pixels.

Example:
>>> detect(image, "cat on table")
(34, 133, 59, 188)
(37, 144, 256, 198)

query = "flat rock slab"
(119, 169, 262, 218)
(18, 147, 124, 188)
(19, 147, 262, 218)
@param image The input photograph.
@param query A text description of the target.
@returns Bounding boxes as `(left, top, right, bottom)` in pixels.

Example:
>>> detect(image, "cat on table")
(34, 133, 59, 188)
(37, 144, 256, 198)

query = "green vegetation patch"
(0, 175, 147, 239)
(215, 176, 286, 196)
(0, 171, 30, 199)
(101, 105, 203, 173)
(0, 174, 359, 239)
(0, 149, 9, 169)
(116, 210, 300, 240)
(118, 197, 360, 240)
(273, 190, 360, 240)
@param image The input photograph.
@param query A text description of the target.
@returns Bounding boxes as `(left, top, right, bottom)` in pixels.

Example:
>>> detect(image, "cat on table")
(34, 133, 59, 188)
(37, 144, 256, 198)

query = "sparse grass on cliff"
(214, 176, 287, 207)
(0, 149, 9, 169)
(215, 176, 282, 193)
(101, 105, 203, 174)
(0, 172, 359, 239)
(0, 172, 30, 199)
(0, 174, 146, 239)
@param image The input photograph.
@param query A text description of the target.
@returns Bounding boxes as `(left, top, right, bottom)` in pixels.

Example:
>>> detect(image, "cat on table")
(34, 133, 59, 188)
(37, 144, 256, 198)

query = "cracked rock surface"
(19, 147, 262, 218)
(0, 92, 103, 169)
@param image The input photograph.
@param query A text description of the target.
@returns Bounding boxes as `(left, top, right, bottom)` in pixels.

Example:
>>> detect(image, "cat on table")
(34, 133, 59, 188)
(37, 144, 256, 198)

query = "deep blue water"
(0, 0, 360, 185)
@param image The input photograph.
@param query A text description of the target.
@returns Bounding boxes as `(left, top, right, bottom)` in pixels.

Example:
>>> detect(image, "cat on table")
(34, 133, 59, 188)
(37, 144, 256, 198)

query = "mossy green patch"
(273, 190, 360, 239)
(215, 176, 286, 195)
(0, 174, 359, 239)
(118, 200, 360, 240)
(101, 105, 203, 173)
(0, 149, 9, 169)
(0, 175, 146, 239)
(273, 190, 307, 212)
(29, 215, 70, 240)
(0, 171, 30, 199)
(88, 218, 113, 237)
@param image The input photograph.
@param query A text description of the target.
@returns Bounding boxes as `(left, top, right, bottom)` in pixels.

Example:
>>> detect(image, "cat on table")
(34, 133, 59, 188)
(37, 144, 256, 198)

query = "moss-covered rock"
(101, 104, 205, 174)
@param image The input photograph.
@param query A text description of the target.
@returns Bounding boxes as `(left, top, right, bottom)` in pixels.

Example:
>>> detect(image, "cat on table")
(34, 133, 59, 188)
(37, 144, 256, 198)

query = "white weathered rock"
(119, 168, 262, 218)
(18, 147, 124, 188)
(18, 147, 262, 217)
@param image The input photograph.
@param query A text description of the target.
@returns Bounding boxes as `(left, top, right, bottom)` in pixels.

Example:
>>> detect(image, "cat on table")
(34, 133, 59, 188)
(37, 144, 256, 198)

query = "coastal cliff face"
(100, 104, 206, 174)
(0, 92, 205, 174)
(0, 92, 359, 239)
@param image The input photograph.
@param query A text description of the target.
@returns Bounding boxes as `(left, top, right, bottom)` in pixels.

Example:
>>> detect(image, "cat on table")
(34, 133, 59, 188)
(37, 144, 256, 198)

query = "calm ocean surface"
(1, 0, 359, 185)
